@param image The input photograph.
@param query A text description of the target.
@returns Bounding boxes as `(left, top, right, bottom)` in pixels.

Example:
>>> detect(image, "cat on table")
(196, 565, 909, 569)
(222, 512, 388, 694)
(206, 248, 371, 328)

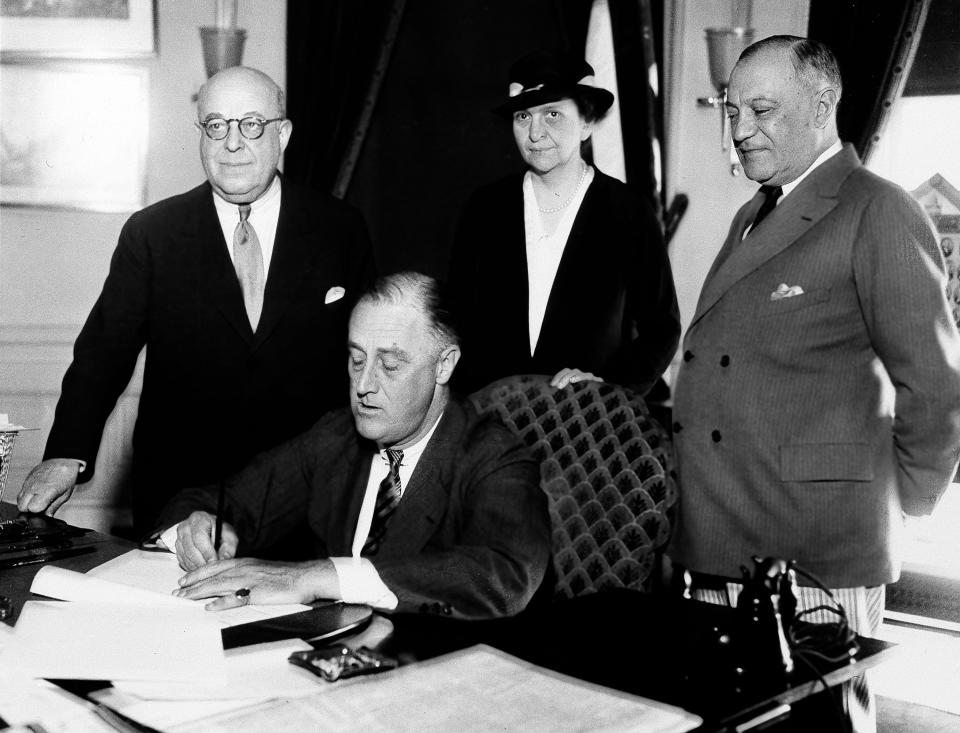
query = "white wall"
(664, 0, 809, 382)
(0, 1, 286, 532)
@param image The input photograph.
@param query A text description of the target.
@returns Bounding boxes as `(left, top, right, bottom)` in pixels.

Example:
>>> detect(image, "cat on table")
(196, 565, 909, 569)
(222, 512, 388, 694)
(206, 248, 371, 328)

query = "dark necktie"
(750, 185, 783, 232)
(233, 204, 265, 330)
(362, 449, 404, 556)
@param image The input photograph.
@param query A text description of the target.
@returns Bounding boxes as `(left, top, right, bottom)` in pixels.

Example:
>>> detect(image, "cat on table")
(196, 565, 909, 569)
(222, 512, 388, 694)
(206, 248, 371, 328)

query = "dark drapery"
(284, 1, 404, 193)
(285, 0, 662, 279)
(807, 0, 930, 160)
(606, 0, 663, 218)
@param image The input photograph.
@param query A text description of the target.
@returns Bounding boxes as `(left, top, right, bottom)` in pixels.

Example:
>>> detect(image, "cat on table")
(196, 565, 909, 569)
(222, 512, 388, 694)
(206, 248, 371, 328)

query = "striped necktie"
(362, 449, 404, 556)
(233, 204, 265, 330)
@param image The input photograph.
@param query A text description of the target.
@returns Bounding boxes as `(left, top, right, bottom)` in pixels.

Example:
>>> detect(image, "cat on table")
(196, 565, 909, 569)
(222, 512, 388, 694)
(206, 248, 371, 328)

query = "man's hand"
(550, 368, 603, 389)
(17, 459, 80, 514)
(174, 511, 239, 571)
(174, 557, 340, 611)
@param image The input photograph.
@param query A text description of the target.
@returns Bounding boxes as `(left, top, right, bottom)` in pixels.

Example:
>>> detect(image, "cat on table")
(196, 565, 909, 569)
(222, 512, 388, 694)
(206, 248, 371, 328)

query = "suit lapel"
(254, 178, 318, 346)
(191, 184, 255, 343)
(378, 402, 464, 558)
(325, 435, 375, 554)
(690, 146, 859, 328)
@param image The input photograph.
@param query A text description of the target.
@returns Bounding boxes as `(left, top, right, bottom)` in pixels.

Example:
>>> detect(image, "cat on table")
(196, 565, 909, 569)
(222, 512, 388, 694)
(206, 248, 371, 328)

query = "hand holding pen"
(172, 510, 238, 571)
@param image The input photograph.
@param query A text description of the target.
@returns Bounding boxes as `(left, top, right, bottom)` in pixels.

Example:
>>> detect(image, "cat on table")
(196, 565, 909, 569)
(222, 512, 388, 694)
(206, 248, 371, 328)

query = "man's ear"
(814, 87, 839, 128)
(435, 344, 461, 385)
(278, 119, 294, 153)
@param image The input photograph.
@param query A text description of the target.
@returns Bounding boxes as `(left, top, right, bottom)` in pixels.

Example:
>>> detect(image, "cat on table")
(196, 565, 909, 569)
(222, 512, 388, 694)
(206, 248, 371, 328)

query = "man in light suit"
(670, 36, 960, 629)
(157, 272, 550, 619)
(18, 67, 373, 534)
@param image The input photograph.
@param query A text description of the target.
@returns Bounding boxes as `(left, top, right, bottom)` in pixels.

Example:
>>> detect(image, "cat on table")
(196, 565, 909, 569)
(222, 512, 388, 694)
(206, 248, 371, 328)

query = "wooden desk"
(382, 591, 895, 732)
(1, 505, 895, 732)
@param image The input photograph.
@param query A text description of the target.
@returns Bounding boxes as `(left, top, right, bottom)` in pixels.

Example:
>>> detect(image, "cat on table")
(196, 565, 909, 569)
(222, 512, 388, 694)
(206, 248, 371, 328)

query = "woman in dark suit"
(448, 50, 680, 396)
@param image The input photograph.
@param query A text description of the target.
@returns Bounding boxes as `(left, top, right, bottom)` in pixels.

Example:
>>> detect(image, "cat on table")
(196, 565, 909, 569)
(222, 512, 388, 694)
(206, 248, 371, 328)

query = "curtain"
(284, 1, 404, 193)
(807, 0, 931, 161)
(606, 0, 663, 218)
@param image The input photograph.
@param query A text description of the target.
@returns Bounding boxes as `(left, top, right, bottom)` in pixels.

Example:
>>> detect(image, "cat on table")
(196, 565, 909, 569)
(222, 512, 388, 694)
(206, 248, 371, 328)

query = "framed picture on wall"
(0, 61, 149, 212)
(0, 0, 157, 58)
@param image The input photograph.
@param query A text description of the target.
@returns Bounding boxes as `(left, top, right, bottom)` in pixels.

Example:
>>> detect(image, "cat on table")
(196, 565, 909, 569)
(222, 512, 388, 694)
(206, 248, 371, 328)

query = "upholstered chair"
(470, 375, 677, 599)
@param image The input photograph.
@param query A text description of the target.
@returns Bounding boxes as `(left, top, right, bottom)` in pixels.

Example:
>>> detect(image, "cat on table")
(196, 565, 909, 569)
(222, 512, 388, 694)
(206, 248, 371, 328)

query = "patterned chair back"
(470, 375, 677, 599)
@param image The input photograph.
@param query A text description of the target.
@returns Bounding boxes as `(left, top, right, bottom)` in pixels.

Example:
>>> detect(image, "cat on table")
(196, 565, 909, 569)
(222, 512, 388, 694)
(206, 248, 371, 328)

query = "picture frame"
(0, 61, 149, 212)
(0, 0, 157, 59)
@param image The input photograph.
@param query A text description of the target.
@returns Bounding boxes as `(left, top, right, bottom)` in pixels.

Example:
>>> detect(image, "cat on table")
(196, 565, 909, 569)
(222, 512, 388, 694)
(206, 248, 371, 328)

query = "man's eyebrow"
(347, 341, 366, 353)
(376, 346, 411, 361)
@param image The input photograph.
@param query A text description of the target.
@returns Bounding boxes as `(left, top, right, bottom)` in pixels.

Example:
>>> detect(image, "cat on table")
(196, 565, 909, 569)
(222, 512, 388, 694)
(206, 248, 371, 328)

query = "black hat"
(493, 49, 614, 119)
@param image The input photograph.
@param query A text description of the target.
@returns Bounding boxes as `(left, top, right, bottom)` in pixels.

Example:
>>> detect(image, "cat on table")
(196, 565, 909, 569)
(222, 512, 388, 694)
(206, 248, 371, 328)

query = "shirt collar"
(379, 410, 444, 467)
(782, 139, 843, 199)
(212, 174, 282, 217)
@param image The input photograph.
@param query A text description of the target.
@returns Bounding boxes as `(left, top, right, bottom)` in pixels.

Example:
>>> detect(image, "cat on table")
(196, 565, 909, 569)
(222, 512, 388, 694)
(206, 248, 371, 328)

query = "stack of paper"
(168, 645, 703, 733)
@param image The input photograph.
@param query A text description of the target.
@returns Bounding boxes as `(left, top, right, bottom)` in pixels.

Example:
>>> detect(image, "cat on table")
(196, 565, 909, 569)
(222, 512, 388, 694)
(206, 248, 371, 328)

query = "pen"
(0, 544, 95, 569)
(214, 477, 225, 552)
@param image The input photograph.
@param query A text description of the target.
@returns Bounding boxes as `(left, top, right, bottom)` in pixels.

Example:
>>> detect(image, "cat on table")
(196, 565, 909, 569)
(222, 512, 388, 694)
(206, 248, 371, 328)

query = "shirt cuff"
(329, 557, 399, 610)
(148, 523, 180, 551)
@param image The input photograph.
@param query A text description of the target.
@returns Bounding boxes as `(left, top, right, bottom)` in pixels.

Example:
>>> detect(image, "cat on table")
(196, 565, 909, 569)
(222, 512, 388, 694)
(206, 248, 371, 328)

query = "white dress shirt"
(212, 174, 282, 274)
(522, 166, 595, 355)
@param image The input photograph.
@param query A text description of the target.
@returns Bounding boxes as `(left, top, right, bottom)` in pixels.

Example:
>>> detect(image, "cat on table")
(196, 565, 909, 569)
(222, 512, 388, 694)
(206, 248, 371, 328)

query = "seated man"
(156, 271, 550, 619)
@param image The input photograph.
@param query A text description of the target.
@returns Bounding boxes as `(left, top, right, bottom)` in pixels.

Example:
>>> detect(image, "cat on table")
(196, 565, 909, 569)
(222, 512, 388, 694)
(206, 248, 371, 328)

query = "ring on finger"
(235, 587, 251, 604)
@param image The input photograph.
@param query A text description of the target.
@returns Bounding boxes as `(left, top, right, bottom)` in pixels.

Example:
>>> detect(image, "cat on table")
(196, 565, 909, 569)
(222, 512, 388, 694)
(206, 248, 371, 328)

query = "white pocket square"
(324, 286, 346, 304)
(770, 283, 804, 300)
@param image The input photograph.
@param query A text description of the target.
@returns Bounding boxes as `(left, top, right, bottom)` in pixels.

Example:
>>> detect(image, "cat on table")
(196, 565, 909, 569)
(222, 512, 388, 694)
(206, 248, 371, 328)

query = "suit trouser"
(689, 579, 884, 733)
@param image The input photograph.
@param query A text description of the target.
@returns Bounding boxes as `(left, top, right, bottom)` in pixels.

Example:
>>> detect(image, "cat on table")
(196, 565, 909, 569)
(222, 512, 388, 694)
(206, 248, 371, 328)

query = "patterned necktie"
(233, 204, 265, 330)
(750, 185, 783, 232)
(362, 449, 404, 556)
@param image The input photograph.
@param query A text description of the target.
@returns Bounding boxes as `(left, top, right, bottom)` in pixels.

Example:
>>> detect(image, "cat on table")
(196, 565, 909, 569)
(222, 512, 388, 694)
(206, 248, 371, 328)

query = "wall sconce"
(697, 2, 754, 174)
(200, 0, 246, 78)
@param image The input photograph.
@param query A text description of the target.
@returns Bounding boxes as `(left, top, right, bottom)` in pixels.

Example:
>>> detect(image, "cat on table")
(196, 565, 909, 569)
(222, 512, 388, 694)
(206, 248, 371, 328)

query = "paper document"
(1, 601, 225, 683)
(114, 639, 321, 700)
(0, 678, 117, 733)
(32, 549, 311, 628)
(169, 644, 703, 733)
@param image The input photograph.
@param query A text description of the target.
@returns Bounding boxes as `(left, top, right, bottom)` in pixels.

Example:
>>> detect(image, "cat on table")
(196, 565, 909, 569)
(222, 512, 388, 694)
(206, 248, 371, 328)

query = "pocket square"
(325, 286, 346, 304)
(770, 283, 804, 300)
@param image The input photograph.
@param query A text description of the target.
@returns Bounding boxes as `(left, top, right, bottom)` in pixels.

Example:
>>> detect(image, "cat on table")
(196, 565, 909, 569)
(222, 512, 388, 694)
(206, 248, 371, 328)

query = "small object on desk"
(220, 602, 373, 650)
(289, 645, 397, 682)
(0, 544, 95, 570)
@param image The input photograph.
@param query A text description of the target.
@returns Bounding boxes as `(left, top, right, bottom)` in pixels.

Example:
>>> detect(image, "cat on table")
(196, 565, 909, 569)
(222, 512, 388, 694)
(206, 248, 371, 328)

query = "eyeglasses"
(197, 117, 284, 141)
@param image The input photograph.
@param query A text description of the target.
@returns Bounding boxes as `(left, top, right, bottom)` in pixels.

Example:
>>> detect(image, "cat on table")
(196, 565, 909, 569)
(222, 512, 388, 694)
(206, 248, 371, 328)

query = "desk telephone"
(732, 556, 859, 685)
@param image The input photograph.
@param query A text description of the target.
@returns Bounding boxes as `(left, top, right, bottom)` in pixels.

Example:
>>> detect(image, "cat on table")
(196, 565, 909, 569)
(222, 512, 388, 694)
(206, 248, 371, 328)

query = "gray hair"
(357, 271, 459, 349)
(740, 35, 843, 98)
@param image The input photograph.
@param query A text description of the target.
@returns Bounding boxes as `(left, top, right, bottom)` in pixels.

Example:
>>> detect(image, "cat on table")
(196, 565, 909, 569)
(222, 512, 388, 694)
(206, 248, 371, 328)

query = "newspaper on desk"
(167, 644, 703, 733)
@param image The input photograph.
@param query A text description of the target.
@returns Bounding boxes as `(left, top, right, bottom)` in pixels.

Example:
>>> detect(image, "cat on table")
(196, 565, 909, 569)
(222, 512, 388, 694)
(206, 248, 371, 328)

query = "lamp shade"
(704, 27, 755, 91)
(200, 26, 247, 78)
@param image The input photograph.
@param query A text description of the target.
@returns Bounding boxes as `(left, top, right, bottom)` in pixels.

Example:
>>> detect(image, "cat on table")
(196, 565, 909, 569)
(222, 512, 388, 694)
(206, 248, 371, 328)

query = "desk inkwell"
(0, 413, 31, 540)
(0, 415, 93, 562)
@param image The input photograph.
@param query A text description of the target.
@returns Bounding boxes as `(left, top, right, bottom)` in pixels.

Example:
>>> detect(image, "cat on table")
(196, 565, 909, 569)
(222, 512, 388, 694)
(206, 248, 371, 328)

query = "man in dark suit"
(671, 33, 960, 637)
(157, 272, 550, 619)
(17, 66, 373, 533)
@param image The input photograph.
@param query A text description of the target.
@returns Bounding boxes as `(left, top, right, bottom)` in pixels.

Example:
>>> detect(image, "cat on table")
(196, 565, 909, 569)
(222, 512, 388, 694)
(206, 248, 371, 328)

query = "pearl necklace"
(537, 163, 588, 214)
